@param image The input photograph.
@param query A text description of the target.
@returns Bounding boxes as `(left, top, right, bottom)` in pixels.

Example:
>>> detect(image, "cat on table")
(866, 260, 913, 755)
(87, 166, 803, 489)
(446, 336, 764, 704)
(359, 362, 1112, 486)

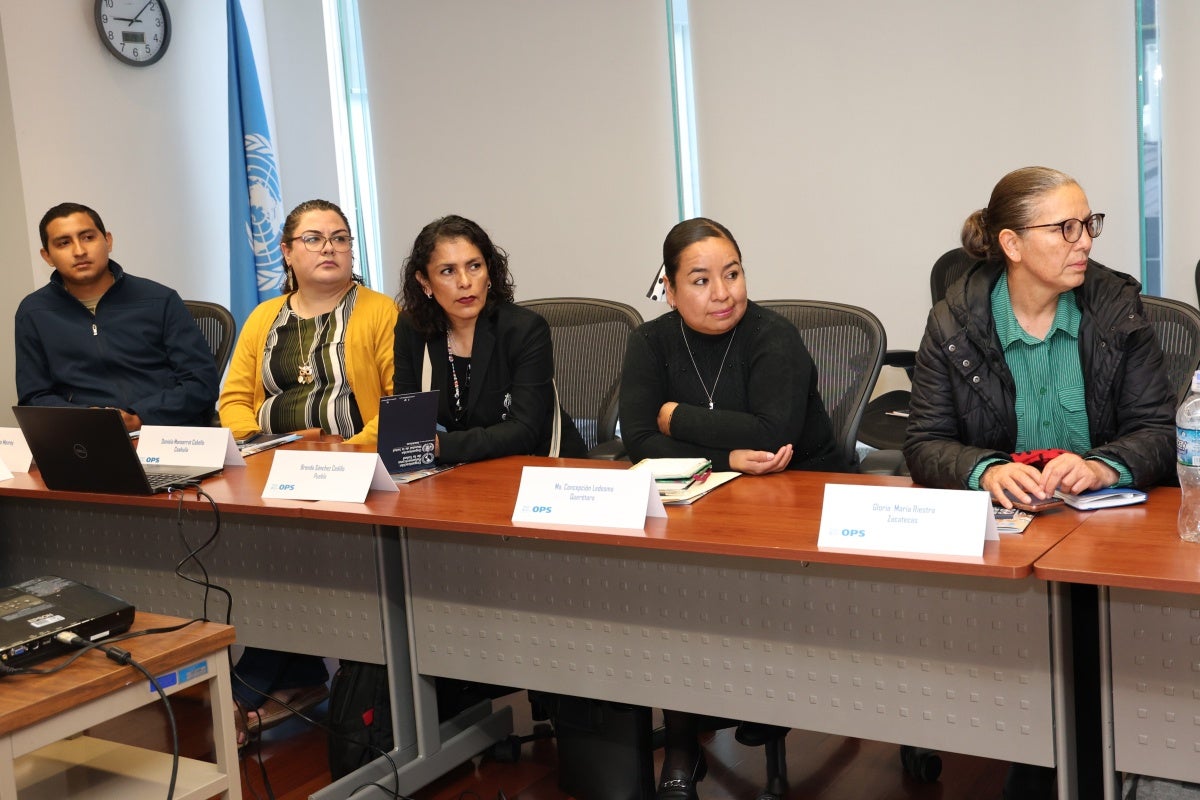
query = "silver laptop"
(13, 406, 222, 495)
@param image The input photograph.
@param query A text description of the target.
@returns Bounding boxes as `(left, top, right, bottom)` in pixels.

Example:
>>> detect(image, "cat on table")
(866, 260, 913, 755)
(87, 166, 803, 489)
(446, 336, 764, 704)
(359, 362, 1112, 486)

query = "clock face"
(94, 0, 171, 67)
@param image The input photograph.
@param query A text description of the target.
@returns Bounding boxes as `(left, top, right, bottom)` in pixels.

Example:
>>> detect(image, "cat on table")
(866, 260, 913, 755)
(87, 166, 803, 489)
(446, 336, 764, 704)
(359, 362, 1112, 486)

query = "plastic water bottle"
(1177, 370, 1200, 542)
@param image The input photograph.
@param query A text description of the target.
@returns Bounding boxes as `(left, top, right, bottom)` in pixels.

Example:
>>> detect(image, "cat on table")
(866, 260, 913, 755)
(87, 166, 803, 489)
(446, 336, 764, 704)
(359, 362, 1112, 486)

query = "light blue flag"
(228, 0, 285, 324)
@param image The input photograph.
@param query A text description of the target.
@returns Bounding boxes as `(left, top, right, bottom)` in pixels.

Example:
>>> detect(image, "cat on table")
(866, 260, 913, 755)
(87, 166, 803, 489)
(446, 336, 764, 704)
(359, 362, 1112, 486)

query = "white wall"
(0, 2, 228, 303)
(263, 0, 341, 214)
(0, 24, 27, 422)
(357, 0, 679, 319)
(689, 0, 1140, 352)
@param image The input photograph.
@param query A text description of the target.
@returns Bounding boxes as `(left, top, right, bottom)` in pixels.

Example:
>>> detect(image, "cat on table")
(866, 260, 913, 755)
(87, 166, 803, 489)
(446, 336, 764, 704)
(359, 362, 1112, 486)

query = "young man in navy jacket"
(15, 202, 218, 430)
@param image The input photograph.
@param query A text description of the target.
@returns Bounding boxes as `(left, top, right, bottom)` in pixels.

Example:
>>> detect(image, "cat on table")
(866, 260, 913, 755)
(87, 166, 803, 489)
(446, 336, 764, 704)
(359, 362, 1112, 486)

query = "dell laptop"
(0, 576, 135, 668)
(13, 406, 222, 494)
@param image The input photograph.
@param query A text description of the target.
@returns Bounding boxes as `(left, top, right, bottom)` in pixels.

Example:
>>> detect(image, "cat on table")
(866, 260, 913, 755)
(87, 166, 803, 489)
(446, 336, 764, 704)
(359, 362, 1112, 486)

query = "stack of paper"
(630, 458, 738, 505)
(636, 457, 712, 491)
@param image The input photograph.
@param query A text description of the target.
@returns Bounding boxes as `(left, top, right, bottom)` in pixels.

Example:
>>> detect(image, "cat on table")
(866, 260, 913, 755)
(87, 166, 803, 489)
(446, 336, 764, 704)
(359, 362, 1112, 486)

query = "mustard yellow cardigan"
(218, 286, 398, 445)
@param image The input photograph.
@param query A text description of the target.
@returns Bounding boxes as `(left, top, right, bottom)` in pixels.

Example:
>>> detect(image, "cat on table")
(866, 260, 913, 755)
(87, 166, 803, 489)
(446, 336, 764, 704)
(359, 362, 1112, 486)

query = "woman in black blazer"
(393, 215, 585, 462)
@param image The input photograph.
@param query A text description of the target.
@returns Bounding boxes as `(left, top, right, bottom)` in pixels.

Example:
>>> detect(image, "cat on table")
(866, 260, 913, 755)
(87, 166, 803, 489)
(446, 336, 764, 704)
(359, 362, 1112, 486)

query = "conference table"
(1035, 486, 1200, 799)
(0, 445, 1094, 798)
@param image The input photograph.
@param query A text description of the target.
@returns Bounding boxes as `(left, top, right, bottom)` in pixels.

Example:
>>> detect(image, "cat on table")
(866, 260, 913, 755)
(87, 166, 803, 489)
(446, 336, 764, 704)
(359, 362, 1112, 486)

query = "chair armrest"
(587, 438, 629, 461)
(858, 449, 909, 476)
(883, 349, 916, 371)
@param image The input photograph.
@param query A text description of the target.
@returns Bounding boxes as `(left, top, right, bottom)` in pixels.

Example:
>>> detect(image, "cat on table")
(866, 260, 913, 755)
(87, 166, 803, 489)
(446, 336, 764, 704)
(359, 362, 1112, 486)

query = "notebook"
(13, 406, 222, 494)
(0, 576, 135, 668)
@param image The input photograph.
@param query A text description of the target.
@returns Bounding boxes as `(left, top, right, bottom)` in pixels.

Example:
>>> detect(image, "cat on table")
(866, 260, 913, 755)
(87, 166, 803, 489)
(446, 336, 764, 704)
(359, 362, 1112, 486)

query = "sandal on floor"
(233, 701, 260, 749)
(248, 684, 330, 733)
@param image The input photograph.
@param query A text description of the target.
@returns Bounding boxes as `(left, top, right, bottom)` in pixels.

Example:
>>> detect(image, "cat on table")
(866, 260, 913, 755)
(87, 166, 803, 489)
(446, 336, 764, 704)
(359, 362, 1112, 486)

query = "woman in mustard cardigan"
(219, 199, 397, 446)
(218, 199, 397, 745)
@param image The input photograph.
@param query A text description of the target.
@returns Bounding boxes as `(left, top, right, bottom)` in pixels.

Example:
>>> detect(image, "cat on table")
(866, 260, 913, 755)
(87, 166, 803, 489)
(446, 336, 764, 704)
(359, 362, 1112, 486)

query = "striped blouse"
(258, 285, 364, 438)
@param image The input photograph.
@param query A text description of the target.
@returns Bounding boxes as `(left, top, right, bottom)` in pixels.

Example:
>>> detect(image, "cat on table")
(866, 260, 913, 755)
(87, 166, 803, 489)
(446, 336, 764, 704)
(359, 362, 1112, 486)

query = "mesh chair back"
(1141, 295, 1200, 405)
(930, 247, 976, 305)
(759, 300, 886, 468)
(518, 298, 644, 451)
(184, 300, 237, 375)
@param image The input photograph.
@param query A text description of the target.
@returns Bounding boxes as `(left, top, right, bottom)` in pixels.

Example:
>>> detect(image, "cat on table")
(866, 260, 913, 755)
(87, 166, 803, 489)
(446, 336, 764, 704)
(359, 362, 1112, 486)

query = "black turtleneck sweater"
(619, 300, 845, 473)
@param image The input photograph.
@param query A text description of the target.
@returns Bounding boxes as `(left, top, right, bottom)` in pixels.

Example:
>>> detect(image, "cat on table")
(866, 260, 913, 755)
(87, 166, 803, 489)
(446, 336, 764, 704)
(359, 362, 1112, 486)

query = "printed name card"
(262, 450, 399, 502)
(0, 427, 33, 472)
(818, 484, 998, 558)
(138, 426, 246, 469)
(512, 466, 667, 529)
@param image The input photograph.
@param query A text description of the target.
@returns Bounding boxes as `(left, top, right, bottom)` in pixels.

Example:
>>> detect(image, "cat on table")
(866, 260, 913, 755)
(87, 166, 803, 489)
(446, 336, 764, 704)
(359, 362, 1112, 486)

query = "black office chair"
(858, 247, 975, 474)
(1141, 295, 1200, 404)
(518, 298, 644, 459)
(184, 300, 237, 376)
(759, 300, 886, 469)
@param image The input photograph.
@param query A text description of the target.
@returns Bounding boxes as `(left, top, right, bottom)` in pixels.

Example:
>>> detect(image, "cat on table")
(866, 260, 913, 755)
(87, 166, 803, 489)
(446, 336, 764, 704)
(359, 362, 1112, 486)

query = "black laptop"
(0, 576, 135, 668)
(13, 406, 222, 495)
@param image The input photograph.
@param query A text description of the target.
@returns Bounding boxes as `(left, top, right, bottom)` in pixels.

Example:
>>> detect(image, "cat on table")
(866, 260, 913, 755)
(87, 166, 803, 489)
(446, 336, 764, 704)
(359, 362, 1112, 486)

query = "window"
(324, 0, 382, 289)
(667, 0, 700, 220)
(1137, 0, 1163, 294)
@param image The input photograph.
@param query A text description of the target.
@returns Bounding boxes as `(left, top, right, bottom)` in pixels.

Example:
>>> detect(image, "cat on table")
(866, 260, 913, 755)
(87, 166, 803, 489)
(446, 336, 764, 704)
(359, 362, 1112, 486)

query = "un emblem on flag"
(244, 132, 285, 294)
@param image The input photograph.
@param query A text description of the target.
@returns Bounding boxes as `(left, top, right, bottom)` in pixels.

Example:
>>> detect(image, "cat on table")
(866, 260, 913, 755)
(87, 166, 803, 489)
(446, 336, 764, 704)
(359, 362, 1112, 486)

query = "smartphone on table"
(1002, 490, 1065, 513)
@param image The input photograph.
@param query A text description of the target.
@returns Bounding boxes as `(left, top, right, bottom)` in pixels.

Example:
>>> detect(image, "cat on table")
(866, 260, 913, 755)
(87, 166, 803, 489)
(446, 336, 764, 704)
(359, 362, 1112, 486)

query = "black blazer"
(393, 302, 585, 463)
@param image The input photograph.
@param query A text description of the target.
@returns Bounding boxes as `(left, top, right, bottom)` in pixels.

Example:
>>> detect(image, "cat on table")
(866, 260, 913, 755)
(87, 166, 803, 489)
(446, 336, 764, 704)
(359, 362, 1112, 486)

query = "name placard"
(0, 427, 33, 472)
(512, 466, 667, 529)
(138, 426, 246, 469)
(262, 450, 399, 502)
(818, 484, 998, 558)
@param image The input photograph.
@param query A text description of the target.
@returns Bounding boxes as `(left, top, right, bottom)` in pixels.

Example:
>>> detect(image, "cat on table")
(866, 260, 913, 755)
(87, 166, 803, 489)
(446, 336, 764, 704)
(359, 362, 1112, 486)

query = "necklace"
(296, 310, 333, 385)
(447, 332, 471, 418)
(679, 317, 736, 410)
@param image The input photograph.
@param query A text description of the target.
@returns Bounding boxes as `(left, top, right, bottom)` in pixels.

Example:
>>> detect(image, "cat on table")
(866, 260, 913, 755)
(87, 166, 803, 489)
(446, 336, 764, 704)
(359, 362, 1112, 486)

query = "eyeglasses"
(1013, 213, 1105, 243)
(289, 233, 354, 253)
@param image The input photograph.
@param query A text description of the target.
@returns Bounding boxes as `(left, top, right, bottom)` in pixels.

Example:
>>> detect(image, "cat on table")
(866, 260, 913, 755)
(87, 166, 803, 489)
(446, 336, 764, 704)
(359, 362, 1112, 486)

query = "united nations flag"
(227, 0, 285, 324)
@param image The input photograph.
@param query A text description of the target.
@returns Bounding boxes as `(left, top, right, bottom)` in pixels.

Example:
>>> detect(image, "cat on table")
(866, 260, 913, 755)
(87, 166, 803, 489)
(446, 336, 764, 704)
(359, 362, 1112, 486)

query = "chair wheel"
(491, 734, 522, 763)
(532, 722, 554, 738)
(755, 793, 782, 800)
(899, 745, 942, 782)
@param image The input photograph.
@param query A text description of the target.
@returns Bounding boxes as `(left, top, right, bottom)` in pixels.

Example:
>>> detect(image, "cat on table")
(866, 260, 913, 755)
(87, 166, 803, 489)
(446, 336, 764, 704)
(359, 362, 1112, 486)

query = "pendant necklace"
(679, 317, 736, 410)
(296, 310, 333, 385)
(447, 331, 471, 418)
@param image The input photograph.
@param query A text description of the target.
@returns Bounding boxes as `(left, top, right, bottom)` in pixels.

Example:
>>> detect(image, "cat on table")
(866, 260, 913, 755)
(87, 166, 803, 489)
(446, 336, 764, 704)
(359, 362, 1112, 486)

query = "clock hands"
(115, 2, 154, 27)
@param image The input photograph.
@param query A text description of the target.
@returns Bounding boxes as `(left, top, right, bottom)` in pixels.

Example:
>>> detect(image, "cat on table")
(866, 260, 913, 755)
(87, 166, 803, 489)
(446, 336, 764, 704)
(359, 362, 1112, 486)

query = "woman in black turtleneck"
(619, 217, 846, 799)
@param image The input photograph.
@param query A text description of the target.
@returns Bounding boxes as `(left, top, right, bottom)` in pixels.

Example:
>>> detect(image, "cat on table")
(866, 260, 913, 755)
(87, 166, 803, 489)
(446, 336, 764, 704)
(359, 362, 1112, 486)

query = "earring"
(425, 291, 433, 299)
(487, 282, 492, 290)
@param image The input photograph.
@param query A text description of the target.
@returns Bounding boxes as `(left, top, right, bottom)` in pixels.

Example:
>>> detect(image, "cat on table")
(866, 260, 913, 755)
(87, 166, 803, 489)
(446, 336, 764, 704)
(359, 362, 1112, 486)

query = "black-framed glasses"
(1013, 213, 1105, 243)
(289, 233, 354, 252)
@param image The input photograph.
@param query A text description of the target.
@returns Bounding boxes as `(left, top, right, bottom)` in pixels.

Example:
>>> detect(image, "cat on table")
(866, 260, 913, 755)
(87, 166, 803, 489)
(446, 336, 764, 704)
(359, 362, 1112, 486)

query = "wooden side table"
(0, 612, 238, 800)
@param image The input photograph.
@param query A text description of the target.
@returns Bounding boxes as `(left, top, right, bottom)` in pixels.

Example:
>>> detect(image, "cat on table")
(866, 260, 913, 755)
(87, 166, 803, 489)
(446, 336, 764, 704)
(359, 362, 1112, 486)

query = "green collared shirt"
(967, 274, 1131, 488)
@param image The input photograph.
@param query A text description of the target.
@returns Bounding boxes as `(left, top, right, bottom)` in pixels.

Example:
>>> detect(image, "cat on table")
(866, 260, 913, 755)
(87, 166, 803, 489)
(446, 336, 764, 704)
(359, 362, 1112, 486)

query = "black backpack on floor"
(327, 660, 393, 780)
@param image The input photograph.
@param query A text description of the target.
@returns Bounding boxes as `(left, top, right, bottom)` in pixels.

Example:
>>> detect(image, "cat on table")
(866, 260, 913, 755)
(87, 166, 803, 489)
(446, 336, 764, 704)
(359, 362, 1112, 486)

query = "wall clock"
(94, 0, 171, 67)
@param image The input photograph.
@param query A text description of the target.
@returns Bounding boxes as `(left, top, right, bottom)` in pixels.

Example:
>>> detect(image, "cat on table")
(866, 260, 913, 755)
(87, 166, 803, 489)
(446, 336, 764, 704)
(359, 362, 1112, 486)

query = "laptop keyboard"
(145, 472, 196, 490)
